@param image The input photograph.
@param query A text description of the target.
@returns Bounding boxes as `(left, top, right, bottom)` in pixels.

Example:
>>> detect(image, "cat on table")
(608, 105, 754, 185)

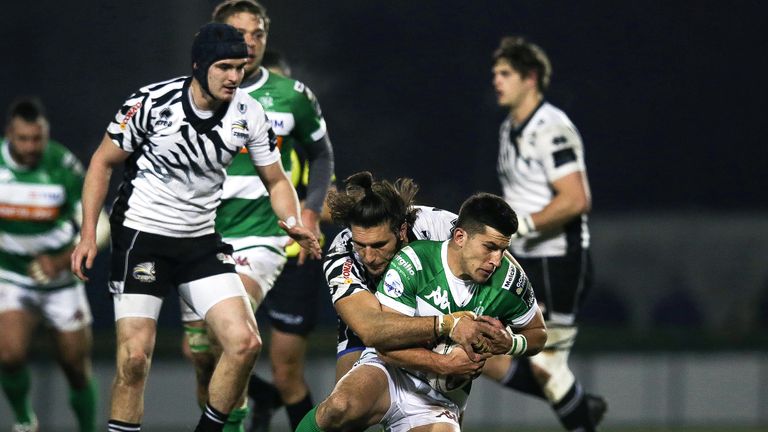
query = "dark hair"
(456, 193, 518, 237)
(327, 171, 420, 233)
(262, 50, 291, 76)
(212, 0, 271, 32)
(493, 36, 552, 93)
(6, 96, 46, 126)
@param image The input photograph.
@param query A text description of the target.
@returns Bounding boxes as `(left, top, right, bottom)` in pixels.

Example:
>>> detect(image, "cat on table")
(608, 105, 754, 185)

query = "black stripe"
(181, 77, 230, 134)
(553, 148, 577, 167)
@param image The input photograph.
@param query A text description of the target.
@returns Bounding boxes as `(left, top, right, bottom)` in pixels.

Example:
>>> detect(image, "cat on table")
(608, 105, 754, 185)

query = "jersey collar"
(1, 139, 29, 172)
(509, 99, 547, 139)
(181, 77, 231, 134)
(240, 67, 270, 93)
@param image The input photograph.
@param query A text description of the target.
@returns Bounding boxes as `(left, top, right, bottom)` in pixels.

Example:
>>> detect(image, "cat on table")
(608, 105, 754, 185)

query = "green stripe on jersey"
(216, 197, 283, 238)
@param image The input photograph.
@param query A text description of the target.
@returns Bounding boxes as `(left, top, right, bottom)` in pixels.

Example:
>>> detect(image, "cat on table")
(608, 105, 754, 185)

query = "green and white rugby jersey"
(376, 239, 538, 406)
(217, 67, 326, 240)
(0, 139, 84, 289)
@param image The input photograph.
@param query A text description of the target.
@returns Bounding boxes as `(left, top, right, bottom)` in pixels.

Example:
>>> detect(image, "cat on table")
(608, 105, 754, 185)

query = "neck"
(446, 242, 469, 281)
(510, 91, 543, 125)
(241, 66, 264, 87)
(190, 79, 221, 111)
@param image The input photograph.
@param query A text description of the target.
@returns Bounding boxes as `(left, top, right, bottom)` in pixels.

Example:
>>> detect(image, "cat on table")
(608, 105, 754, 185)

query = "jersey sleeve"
(375, 247, 419, 317)
(323, 231, 370, 303)
(57, 145, 85, 219)
(289, 81, 327, 144)
(497, 254, 539, 328)
(537, 122, 585, 183)
(410, 207, 457, 241)
(245, 99, 281, 167)
(106, 90, 151, 152)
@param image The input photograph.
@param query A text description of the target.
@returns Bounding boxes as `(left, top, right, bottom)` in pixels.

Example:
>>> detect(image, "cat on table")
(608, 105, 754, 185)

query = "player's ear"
(453, 227, 467, 247)
(397, 222, 408, 241)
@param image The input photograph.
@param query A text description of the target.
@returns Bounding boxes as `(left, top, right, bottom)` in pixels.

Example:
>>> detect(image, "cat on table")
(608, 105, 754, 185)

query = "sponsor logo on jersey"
(426, 286, 450, 310)
(383, 269, 404, 298)
(436, 410, 457, 421)
(393, 255, 415, 276)
(132, 262, 156, 283)
(232, 119, 249, 139)
(341, 258, 354, 284)
(257, 96, 273, 109)
(155, 107, 173, 127)
(120, 101, 142, 130)
(216, 253, 235, 265)
(235, 256, 250, 267)
(293, 81, 305, 93)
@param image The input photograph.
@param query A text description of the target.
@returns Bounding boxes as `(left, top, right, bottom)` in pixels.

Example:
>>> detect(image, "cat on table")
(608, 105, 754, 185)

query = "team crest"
(257, 96, 273, 109)
(132, 262, 156, 283)
(237, 102, 247, 114)
(383, 269, 404, 298)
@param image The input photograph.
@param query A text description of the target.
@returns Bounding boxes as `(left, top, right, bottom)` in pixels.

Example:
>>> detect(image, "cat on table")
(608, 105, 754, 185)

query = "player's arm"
(506, 305, 546, 356)
(255, 160, 320, 259)
(374, 305, 489, 377)
(299, 135, 334, 232)
(526, 170, 590, 234)
(71, 133, 130, 280)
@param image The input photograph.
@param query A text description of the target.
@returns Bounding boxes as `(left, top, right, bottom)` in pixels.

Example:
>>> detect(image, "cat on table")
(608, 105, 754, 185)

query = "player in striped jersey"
(489, 36, 606, 430)
(178, 3, 335, 431)
(70, 23, 320, 432)
(320, 172, 514, 380)
(298, 193, 546, 432)
(0, 97, 109, 432)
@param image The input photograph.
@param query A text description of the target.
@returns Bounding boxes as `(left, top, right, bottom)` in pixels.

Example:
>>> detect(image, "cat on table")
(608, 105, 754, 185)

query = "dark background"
(2, 1, 767, 339)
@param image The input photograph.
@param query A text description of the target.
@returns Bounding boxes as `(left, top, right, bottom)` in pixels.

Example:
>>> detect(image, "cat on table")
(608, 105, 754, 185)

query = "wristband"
(516, 214, 536, 237)
(505, 326, 528, 356)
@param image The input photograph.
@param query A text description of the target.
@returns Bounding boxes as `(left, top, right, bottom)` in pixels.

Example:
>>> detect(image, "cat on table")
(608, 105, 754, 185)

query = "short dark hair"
(212, 0, 271, 32)
(6, 96, 47, 127)
(493, 36, 552, 93)
(456, 193, 518, 237)
(327, 171, 420, 234)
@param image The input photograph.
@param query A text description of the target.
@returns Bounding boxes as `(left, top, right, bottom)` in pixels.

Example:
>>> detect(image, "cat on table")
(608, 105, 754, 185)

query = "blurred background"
(1, 0, 767, 430)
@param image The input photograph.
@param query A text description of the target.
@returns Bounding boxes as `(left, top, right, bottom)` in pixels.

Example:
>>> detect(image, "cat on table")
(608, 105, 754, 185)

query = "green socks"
(295, 406, 324, 432)
(0, 367, 34, 424)
(223, 405, 249, 432)
(69, 378, 98, 432)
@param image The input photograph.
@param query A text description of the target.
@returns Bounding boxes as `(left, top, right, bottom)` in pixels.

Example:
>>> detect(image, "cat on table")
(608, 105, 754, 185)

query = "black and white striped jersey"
(323, 206, 457, 354)
(497, 101, 590, 257)
(107, 76, 279, 237)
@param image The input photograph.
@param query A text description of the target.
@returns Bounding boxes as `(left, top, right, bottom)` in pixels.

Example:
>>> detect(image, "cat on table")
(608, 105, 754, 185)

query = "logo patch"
(132, 262, 156, 283)
(237, 102, 247, 114)
(383, 269, 404, 298)
(154, 107, 173, 127)
(341, 258, 354, 284)
(232, 119, 249, 139)
(120, 101, 142, 130)
(217, 253, 236, 265)
(257, 96, 273, 110)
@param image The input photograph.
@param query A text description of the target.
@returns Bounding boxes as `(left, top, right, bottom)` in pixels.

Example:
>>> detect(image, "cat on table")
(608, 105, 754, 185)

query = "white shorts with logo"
(0, 280, 92, 332)
(180, 236, 288, 322)
(355, 350, 461, 432)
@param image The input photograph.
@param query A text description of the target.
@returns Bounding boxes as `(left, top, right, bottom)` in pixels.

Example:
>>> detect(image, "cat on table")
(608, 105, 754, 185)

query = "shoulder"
(411, 206, 457, 241)
(526, 102, 582, 148)
(44, 140, 84, 176)
(491, 253, 535, 305)
(395, 240, 441, 274)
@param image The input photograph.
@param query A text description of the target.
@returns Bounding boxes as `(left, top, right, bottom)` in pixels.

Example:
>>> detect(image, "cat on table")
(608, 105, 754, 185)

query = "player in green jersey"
(179, 2, 335, 432)
(297, 193, 547, 432)
(0, 97, 106, 432)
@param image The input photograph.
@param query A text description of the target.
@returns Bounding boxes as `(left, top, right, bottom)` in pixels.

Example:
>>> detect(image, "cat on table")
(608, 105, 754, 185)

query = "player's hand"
(278, 218, 321, 261)
(71, 238, 98, 282)
(449, 313, 507, 361)
(297, 208, 322, 265)
(511, 213, 536, 239)
(28, 253, 68, 285)
(472, 316, 515, 355)
(439, 345, 487, 379)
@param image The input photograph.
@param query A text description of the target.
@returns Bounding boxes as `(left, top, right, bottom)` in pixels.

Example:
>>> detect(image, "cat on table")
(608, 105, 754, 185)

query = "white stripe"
(0, 223, 74, 255)
(376, 292, 416, 316)
(509, 298, 539, 327)
(0, 183, 65, 206)
(310, 119, 327, 142)
(221, 175, 268, 200)
(401, 246, 422, 271)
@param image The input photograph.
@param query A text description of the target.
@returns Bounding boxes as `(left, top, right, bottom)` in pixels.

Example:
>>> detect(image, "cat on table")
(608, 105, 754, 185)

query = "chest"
(0, 173, 66, 222)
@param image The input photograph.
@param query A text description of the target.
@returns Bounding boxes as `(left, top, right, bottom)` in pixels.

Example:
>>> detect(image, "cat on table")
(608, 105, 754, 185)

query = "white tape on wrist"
(505, 325, 528, 356)
(516, 214, 536, 237)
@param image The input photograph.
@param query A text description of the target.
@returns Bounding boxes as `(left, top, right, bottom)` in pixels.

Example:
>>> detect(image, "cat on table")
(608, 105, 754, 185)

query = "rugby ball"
(426, 342, 471, 393)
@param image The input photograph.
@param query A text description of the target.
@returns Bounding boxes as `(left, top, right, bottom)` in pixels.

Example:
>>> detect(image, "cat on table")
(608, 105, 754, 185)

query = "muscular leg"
(0, 310, 38, 425)
(269, 329, 312, 429)
(409, 423, 459, 432)
(110, 317, 157, 423)
(52, 326, 97, 432)
(203, 296, 262, 420)
(308, 364, 390, 432)
(334, 351, 363, 383)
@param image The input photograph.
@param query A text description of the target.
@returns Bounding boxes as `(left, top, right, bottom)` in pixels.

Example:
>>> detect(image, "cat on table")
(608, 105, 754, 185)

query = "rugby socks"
(69, 377, 98, 432)
(195, 402, 229, 432)
(0, 367, 34, 424)
(286, 393, 314, 431)
(552, 382, 596, 431)
(223, 403, 249, 432)
(294, 406, 325, 432)
(500, 358, 546, 400)
(247, 374, 282, 408)
(108, 419, 141, 431)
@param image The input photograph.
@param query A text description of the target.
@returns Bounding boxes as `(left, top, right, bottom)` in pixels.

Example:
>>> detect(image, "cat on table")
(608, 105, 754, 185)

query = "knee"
(117, 349, 151, 386)
(271, 363, 303, 392)
(317, 392, 358, 429)
(223, 329, 262, 361)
